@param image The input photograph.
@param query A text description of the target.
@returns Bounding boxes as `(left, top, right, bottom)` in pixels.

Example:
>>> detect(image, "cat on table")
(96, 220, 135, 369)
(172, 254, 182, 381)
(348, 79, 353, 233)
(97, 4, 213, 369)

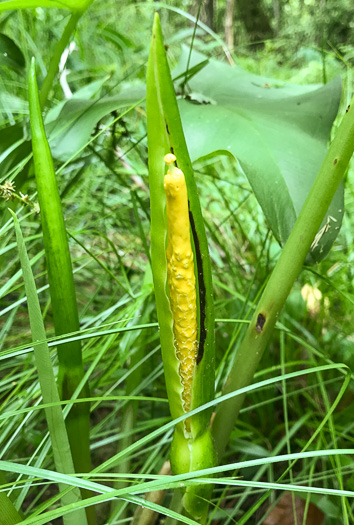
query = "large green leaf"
(0, 123, 31, 185)
(174, 46, 343, 263)
(0, 79, 108, 183)
(46, 89, 143, 161)
(0, 93, 27, 115)
(44, 47, 342, 262)
(44, 64, 206, 161)
(3, 43, 341, 261)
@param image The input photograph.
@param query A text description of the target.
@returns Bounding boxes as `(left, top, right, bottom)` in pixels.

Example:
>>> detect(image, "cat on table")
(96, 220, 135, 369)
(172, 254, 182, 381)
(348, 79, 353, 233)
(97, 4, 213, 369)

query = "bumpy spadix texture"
(164, 154, 198, 425)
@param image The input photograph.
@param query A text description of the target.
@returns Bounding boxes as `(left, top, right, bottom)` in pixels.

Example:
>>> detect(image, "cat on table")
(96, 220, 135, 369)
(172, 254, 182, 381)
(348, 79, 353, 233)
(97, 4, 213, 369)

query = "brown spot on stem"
(346, 104, 351, 113)
(256, 313, 266, 333)
(166, 123, 170, 135)
(333, 158, 338, 165)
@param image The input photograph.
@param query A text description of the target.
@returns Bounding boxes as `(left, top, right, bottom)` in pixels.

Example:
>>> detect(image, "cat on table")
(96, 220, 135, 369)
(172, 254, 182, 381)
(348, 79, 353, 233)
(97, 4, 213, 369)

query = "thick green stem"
(39, 11, 81, 108)
(213, 98, 354, 459)
(29, 59, 96, 525)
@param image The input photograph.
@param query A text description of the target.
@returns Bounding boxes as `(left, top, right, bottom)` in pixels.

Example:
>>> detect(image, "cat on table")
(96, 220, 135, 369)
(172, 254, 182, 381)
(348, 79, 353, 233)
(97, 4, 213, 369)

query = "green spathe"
(147, 12, 216, 520)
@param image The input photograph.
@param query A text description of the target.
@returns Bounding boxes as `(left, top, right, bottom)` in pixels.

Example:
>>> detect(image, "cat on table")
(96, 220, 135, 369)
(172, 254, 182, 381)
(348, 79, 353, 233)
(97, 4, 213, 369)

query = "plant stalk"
(29, 58, 96, 525)
(212, 98, 354, 459)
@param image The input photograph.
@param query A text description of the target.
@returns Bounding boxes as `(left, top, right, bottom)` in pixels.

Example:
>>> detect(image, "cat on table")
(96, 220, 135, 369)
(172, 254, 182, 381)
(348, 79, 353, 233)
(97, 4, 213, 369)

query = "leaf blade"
(175, 45, 343, 261)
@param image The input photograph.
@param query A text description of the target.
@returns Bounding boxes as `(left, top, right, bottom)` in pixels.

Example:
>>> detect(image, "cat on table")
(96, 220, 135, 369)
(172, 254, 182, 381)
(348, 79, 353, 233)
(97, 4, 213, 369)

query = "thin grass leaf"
(9, 209, 87, 525)
(2, 446, 354, 505)
(92, 363, 349, 475)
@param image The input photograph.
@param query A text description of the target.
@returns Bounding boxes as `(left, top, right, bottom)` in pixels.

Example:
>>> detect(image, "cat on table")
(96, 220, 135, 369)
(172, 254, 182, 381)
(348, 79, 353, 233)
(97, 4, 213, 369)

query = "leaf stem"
(212, 97, 354, 459)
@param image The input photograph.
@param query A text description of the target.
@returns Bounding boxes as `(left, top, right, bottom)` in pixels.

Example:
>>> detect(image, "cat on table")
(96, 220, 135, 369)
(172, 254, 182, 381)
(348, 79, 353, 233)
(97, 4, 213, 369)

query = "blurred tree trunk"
(204, 0, 214, 29)
(225, 0, 235, 49)
(236, 0, 273, 45)
(273, 0, 280, 35)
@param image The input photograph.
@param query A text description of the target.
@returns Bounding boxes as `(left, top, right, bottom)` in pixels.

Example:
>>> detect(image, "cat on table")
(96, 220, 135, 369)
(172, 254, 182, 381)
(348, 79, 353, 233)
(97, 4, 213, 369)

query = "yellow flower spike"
(164, 153, 198, 433)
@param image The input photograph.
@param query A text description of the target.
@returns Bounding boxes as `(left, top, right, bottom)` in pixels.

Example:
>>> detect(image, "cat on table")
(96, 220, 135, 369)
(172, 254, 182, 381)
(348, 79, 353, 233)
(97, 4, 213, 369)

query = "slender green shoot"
(28, 58, 95, 524)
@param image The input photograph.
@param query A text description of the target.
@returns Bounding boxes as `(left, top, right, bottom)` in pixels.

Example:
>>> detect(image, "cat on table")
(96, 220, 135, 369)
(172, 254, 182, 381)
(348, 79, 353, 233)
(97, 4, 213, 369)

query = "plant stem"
(29, 59, 96, 525)
(212, 97, 354, 459)
(39, 11, 81, 108)
(133, 461, 172, 525)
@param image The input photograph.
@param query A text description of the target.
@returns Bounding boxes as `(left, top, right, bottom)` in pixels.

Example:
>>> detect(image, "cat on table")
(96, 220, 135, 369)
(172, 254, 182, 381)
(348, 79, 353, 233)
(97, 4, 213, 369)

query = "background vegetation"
(0, 0, 353, 524)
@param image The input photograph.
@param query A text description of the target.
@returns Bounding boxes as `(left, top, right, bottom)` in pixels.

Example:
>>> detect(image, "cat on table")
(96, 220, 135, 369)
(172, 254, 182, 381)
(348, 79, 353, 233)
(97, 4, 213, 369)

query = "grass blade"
(0, 490, 22, 524)
(9, 209, 88, 525)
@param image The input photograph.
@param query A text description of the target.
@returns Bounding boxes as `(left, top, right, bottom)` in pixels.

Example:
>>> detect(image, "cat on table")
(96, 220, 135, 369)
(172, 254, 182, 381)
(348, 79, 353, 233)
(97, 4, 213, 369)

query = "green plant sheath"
(28, 58, 95, 524)
(147, 13, 215, 438)
(213, 97, 354, 458)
